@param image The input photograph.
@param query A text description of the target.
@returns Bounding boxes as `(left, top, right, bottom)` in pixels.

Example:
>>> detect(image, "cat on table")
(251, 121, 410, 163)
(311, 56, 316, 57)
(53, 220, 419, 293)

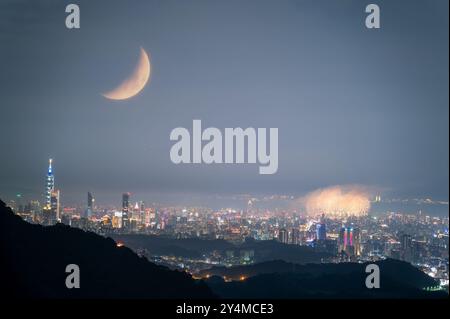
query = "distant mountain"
(112, 235, 329, 264)
(370, 201, 449, 218)
(199, 259, 308, 279)
(113, 234, 235, 258)
(202, 259, 445, 299)
(240, 237, 330, 263)
(0, 200, 214, 298)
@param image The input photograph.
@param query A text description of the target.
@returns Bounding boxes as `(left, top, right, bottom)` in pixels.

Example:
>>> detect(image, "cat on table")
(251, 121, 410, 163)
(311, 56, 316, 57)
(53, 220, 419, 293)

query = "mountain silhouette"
(112, 234, 329, 264)
(0, 200, 214, 298)
(202, 259, 445, 298)
(1, 199, 446, 299)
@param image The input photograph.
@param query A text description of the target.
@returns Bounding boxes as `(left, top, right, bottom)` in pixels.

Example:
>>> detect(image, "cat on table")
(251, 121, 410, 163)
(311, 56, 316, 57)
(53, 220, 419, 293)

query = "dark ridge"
(112, 234, 235, 258)
(205, 271, 446, 299)
(200, 259, 438, 287)
(202, 259, 445, 299)
(0, 199, 214, 299)
(112, 234, 329, 264)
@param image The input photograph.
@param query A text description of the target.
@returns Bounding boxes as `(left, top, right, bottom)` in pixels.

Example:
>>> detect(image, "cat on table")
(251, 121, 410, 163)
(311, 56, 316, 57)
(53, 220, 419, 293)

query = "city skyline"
(2, 156, 449, 219)
(7, 158, 448, 292)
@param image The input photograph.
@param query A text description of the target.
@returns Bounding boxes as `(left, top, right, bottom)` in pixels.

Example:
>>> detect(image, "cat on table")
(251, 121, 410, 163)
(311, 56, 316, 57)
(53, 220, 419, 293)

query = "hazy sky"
(0, 0, 448, 205)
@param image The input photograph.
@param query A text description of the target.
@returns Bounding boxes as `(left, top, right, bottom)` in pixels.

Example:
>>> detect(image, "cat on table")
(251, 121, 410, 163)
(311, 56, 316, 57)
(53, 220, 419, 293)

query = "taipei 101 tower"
(45, 158, 54, 208)
(43, 158, 59, 225)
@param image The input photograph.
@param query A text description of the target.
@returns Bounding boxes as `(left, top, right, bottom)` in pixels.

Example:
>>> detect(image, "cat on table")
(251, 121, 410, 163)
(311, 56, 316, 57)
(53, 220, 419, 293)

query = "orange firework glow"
(298, 185, 371, 218)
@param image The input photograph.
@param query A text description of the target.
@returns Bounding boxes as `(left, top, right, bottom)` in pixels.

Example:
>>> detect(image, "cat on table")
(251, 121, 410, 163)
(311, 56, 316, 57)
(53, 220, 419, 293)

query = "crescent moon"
(102, 47, 151, 100)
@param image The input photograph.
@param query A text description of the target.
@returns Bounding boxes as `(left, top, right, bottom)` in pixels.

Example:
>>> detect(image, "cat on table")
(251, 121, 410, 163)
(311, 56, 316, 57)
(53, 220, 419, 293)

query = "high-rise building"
(16, 193, 24, 213)
(338, 227, 361, 257)
(353, 228, 361, 256)
(291, 228, 301, 245)
(50, 189, 60, 222)
(139, 201, 145, 226)
(316, 222, 327, 241)
(112, 212, 122, 228)
(43, 159, 58, 225)
(132, 202, 140, 221)
(45, 159, 54, 209)
(338, 227, 346, 252)
(29, 200, 41, 223)
(86, 192, 94, 218)
(400, 233, 413, 263)
(278, 228, 288, 244)
(246, 199, 253, 217)
(122, 193, 130, 230)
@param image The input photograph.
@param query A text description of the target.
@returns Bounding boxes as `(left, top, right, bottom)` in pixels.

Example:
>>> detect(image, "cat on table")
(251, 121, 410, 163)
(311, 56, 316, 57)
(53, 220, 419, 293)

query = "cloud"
(295, 185, 372, 218)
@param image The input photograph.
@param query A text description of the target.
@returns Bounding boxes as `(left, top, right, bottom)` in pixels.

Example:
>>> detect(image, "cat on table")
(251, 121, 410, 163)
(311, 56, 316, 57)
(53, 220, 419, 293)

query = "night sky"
(0, 0, 448, 206)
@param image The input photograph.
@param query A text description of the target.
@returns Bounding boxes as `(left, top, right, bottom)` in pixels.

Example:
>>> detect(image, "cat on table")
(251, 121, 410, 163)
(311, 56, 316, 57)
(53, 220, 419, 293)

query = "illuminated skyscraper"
(42, 158, 58, 225)
(86, 192, 94, 218)
(45, 159, 54, 209)
(316, 223, 327, 241)
(278, 228, 288, 244)
(122, 193, 130, 230)
(112, 212, 122, 228)
(132, 202, 140, 220)
(246, 199, 253, 216)
(50, 189, 60, 222)
(352, 228, 361, 256)
(338, 227, 361, 257)
(139, 201, 145, 226)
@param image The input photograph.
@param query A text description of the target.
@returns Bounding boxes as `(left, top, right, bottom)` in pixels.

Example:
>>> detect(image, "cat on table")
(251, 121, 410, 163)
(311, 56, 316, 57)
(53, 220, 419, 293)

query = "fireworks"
(299, 185, 371, 218)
